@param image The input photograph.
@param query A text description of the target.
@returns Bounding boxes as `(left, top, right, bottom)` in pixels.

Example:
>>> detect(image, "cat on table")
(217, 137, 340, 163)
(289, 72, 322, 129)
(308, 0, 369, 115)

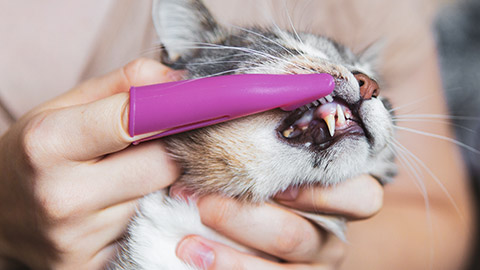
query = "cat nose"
(354, 73, 380, 99)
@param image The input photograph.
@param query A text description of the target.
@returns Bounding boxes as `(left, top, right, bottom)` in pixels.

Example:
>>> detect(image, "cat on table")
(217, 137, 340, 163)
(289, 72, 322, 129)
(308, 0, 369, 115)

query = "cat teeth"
(282, 125, 303, 138)
(318, 95, 333, 105)
(323, 114, 336, 136)
(344, 110, 352, 119)
(336, 104, 346, 125)
(284, 95, 352, 139)
(282, 126, 295, 138)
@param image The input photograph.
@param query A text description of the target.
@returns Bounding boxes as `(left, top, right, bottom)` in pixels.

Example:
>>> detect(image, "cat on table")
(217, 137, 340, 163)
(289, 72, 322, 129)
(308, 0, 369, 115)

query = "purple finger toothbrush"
(129, 73, 335, 144)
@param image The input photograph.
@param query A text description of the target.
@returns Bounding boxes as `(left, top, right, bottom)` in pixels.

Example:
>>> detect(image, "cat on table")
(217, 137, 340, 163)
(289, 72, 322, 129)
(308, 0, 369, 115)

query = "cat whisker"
(227, 24, 299, 59)
(393, 114, 480, 121)
(134, 44, 168, 58)
(388, 141, 435, 268)
(391, 139, 464, 223)
(187, 60, 255, 67)
(173, 42, 304, 70)
(282, 0, 311, 64)
(392, 119, 478, 134)
(388, 143, 426, 194)
(155, 67, 261, 90)
(388, 96, 433, 113)
(394, 126, 480, 155)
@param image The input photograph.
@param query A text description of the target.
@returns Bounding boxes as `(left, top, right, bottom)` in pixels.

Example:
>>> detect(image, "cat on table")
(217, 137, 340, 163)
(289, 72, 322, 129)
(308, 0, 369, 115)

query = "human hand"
(0, 59, 181, 269)
(176, 175, 383, 269)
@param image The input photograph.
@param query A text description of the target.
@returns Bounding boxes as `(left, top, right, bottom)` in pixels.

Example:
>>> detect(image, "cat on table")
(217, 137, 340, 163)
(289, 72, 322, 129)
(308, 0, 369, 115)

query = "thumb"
(41, 58, 184, 110)
(25, 59, 185, 161)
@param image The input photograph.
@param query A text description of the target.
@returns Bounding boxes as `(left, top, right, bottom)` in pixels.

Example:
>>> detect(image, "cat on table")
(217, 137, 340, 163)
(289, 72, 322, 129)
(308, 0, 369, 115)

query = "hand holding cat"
(0, 58, 384, 269)
(176, 175, 383, 269)
(0, 58, 181, 269)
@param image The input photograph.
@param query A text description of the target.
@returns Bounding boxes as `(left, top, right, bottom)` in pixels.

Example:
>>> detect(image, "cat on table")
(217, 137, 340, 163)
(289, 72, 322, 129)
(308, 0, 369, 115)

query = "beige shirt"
(0, 0, 157, 134)
(0, 0, 436, 135)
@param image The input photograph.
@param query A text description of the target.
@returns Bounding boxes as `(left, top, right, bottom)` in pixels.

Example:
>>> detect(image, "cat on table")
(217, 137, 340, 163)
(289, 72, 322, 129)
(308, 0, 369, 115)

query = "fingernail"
(177, 237, 215, 270)
(275, 186, 299, 201)
(169, 185, 195, 201)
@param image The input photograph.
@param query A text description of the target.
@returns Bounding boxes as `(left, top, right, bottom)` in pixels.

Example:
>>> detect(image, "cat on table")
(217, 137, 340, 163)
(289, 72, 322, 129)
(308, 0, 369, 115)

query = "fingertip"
(356, 175, 384, 217)
(123, 58, 185, 87)
(275, 175, 384, 219)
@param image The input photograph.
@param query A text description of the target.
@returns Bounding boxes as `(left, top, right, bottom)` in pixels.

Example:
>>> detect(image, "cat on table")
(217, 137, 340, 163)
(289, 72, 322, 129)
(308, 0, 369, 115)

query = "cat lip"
(276, 97, 365, 150)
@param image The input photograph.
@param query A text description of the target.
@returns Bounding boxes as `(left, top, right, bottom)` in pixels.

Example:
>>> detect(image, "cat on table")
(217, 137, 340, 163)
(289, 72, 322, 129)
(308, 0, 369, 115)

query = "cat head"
(153, 0, 397, 202)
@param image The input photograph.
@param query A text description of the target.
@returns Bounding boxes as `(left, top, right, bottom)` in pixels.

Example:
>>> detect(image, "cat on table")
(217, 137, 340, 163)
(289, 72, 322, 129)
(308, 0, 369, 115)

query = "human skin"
(0, 58, 384, 269)
(0, 59, 182, 269)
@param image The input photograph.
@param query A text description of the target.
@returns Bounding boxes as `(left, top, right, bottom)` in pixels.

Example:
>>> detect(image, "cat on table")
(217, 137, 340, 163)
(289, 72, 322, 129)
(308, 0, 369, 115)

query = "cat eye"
(353, 73, 380, 99)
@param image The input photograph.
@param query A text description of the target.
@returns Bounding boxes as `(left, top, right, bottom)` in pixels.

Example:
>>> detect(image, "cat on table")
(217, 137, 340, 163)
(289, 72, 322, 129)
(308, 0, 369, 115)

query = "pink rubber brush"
(129, 73, 335, 144)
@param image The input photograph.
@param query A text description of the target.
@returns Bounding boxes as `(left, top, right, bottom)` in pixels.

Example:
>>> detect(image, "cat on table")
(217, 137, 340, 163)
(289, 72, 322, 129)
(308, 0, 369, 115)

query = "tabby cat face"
(153, 0, 397, 202)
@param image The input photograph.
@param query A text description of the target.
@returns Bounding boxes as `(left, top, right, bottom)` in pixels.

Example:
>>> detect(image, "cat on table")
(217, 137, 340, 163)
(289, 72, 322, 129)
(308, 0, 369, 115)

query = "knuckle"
(201, 198, 237, 229)
(122, 58, 151, 83)
(273, 218, 312, 257)
(22, 112, 52, 162)
(49, 225, 79, 253)
(50, 229, 72, 252)
(39, 186, 82, 222)
(359, 181, 384, 218)
(123, 144, 179, 192)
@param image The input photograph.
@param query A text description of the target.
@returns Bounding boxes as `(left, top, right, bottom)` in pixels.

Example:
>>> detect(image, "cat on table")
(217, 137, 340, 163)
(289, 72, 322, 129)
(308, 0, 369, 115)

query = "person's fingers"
(21, 59, 184, 162)
(86, 141, 180, 208)
(85, 200, 139, 252)
(41, 58, 182, 110)
(176, 235, 333, 270)
(275, 175, 384, 220)
(24, 93, 132, 162)
(197, 195, 324, 263)
(35, 142, 179, 217)
(48, 200, 137, 254)
(48, 200, 138, 269)
(89, 243, 120, 270)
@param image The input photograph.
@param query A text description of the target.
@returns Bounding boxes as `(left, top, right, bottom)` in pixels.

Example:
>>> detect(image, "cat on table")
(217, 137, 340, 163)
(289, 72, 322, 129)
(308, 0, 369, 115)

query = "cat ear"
(152, 0, 222, 67)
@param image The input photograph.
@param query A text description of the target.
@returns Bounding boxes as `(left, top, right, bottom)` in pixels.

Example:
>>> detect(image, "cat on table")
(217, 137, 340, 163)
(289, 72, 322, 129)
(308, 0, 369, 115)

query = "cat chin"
(166, 112, 381, 202)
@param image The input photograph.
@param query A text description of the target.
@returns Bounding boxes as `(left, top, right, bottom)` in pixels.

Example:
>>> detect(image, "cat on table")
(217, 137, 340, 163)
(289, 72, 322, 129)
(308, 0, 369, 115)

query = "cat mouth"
(276, 96, 365, 150)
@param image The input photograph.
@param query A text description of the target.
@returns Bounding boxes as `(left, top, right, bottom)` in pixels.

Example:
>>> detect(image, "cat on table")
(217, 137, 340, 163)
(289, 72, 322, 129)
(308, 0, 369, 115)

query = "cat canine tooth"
(324, 114, 336, 136)
(325, 95, 334, 103)
(336, 104, 346, 125)
(319, 97, 327, 105)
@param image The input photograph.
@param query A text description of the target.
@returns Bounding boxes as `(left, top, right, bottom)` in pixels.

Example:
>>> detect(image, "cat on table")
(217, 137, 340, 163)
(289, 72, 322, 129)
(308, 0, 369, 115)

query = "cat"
(110, 0, 397, 269)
